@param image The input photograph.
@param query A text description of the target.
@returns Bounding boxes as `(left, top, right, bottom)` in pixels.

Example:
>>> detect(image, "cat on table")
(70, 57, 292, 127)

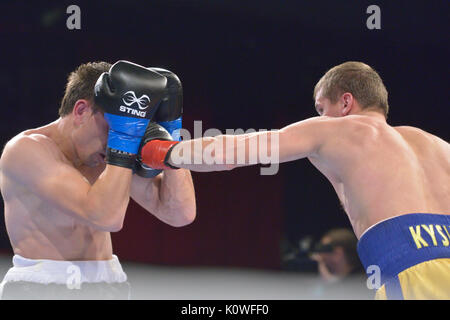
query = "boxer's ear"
(72, 99, 92, 126)
(341, 93, 353, 116)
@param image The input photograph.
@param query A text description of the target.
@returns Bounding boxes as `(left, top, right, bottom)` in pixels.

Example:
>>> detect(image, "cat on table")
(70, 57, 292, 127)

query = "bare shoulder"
(284, 115, 380, 146)
(395, 125, 430, 136)
(314, 115, 377, 130)
(1, 131, 61, 176)
(395, 125, 441, 137)
(313, 115, 380, 139)
(395, 125, 449, 146)
(279, 116, 368, 161)
(3, 131, 58, 157)
(394, 126, 450, 161)
(283, 116, 352, 133)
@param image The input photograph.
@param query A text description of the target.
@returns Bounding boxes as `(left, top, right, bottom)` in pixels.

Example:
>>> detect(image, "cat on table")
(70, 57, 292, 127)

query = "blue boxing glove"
(94, 61, 167, 168)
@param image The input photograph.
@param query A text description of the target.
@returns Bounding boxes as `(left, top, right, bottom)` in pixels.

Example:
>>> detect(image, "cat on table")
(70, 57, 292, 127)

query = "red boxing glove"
(138, 122, 179, 170)
(141, 139, 179, 170)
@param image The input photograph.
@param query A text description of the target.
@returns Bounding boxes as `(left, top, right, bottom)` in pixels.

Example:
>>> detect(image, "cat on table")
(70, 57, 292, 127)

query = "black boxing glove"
(150, 68, 183, 141)
(94, 61, 167, 168)
(135, 68, 183, 177)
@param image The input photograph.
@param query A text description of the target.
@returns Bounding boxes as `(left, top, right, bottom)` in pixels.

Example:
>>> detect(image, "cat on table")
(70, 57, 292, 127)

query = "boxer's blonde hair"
(59, 61, 111, 117)
(314, 61, 389, 117)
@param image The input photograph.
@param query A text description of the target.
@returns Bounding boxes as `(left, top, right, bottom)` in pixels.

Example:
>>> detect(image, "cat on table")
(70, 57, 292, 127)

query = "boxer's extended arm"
(166, 116, 335, 171)
(1, 135, 131, 231)
(130, 169, 196, 227)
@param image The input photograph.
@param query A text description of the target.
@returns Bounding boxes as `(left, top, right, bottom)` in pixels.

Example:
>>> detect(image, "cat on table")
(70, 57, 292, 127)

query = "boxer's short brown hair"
(59, 61, 111, 117)
(314, 61, 389, 117)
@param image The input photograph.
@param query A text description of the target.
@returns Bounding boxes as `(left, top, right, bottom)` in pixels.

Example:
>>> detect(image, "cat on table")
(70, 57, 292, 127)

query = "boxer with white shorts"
(0, 61, 196, 299)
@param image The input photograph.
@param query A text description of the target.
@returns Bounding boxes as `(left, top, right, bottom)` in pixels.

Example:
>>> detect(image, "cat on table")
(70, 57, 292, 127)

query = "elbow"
(91, 216, 124, 232)
(99, 208, 126, 231)
(171, 209, 196, 227)
(183, 209, 197, 226)
(104, 220, 124, 232)
(171, 216, 195, 227)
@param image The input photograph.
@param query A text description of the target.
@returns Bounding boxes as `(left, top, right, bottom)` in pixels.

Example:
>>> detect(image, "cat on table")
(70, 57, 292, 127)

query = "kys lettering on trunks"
(409, 224, 450, 249)
(119, 91, 151, 117)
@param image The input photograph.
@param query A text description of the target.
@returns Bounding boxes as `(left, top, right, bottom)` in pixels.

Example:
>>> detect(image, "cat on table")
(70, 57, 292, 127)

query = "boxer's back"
(394, 125, 450, 209)
(312, 116, 450, 238)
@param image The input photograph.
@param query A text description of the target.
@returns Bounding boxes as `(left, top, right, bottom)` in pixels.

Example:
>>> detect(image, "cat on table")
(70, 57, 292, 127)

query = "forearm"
(168, 131, 279, 171)
(85, 165, 132, 231)
(168, 136, 232, 171)
(157, 169, 196, 226)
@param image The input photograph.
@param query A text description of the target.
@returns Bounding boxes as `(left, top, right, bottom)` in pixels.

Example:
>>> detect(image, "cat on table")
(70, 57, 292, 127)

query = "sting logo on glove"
(122, 91, 151, 110)
(119, 91, 151, 117)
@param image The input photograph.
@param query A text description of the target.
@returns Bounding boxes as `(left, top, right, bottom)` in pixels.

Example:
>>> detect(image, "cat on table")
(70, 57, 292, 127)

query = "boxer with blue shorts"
(138, 61, 450, 299)
(358, 213, 450, 299)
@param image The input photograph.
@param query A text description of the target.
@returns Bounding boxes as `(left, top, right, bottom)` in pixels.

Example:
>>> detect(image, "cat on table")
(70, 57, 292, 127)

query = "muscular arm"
(130, 169, 196, 227)
(167, 116, 334, 171)
(1, 135, 132, 231)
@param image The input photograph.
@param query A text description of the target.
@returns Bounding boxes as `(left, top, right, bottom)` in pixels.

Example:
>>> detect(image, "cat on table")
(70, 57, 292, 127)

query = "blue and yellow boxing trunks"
(357, 213, 450, 299)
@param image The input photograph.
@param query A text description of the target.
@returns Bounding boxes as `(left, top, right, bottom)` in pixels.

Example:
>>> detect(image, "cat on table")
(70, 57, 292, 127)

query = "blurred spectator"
(309, 228, 373, 299)
(310, 228, 363, 282)
(281, 228, 373, 299)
